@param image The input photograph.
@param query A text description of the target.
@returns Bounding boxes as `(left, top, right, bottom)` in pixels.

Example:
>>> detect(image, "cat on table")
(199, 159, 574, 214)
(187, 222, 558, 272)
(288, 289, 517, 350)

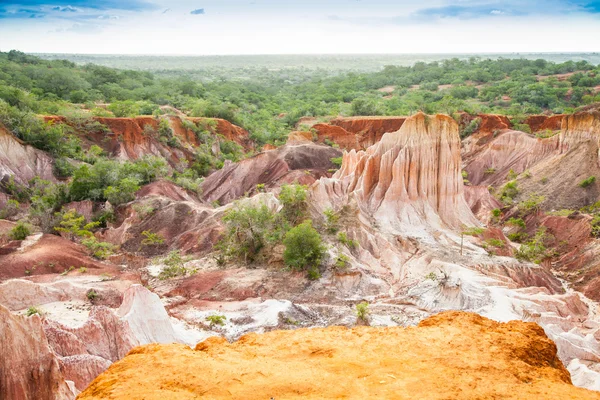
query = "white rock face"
(117, 284, 179, 345)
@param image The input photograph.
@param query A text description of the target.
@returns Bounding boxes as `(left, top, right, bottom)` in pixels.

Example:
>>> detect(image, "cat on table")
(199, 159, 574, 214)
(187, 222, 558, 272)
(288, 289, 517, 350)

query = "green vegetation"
(337, 231, 358, 249)
(86, 289, 99, 302)
(463, 226, 485, 236)
(141, 230, 165, 246)
(324, 208, 341, 234)
(218, 201, 275, 264)
(206, 314, 227, 327)
(498, 181, 519, 204)
(579, 176, 596, 188)
(330, 157, 343, 168)
(9, 220, 31, 240)
(2, 51, 600, 150)
(158, 250, 192, 280)
(518, 194, 545, 215)
(333, 253, 350, 271)
(506, 218, 526, 228)
(279, 184, 308, 225)
(26, 306, 42, 317)
(355, 301, 370, 324)
(515, 227, 555, 264)
(484, 238, 505, 248)
(283, 221, 326, 280)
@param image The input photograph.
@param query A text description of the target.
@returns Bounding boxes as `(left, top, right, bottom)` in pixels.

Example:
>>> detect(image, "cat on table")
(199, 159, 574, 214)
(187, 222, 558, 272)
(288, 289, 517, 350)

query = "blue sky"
(0, 1, 599, 54)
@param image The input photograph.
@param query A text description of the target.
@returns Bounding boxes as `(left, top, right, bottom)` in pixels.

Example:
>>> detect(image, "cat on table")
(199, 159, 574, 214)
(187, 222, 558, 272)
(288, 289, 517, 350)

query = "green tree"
(283, 220, 325, 279)
(219, 201, 275, 263)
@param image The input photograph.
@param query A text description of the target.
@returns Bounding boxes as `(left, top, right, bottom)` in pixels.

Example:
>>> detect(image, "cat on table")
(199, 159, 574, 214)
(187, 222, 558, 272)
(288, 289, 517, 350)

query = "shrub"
(333, 253, 350, 271)
(219, 202, 275, 263)
(26, 306, 42, 317)
(86, 289, 99, 302)
(508, 232, 528, 243)
(330, 157, 343, 168)
(158, 250, 191, 280)
(579, 176, 596, 188)
(425, 272, 437, 281)
(9, 220, 31, 240)
(82, 238, 115, 260)
(461, 118, 481, 138)
(0, 199, 20, 219)
(498, 181, 519, 204)
(484, 167, 496, 175)
(141, 230, 165, 246)
(279, 184, 308, 225)
(337, 231, 358, 248)
(591, 215, 600, 238)
(206, 314, 226, 327)
(103, 177, 140, 206)
(283, 220, 325, 278)
(324, 208, 340, 234)
(515, 227, 554, 264)
(355, 301, 370, 323)
(513, 123, 532, 134)
(53, 158, 75, 178)
(506, 217, 526, 228)
(484, 238, 505, 248)
(463, 226, 484, 236)
(518, 194, 545, 215)
(55, 210, 98, 240)
(507, 169, 518, 180)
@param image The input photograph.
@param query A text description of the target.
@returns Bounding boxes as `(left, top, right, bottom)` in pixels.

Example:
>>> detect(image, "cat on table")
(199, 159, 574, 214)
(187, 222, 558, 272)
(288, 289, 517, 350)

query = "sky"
(0, 0, 599, 54)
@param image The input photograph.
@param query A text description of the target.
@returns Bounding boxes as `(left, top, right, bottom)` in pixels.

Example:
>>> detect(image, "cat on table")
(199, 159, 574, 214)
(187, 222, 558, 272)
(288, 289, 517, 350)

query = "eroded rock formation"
(315, 113, 478, 236)
(0, 123, 56, 185)
(77, 311, 600, 400)
(201, 142, 341, 205)
(0, 304, 75, 400)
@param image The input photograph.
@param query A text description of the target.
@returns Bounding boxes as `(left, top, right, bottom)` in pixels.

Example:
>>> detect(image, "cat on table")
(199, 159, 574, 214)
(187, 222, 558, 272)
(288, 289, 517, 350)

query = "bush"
(86, 289, 99, 302)
(53, 158, 75, 178)
(0, 199, 20, 219)
(141, 230, 165, 246)
(355, 301, 370, 324)
(324, 208, 340, 234)
(26, 306, 42, 317)
(461, 117, 481, 138)
(82, 238, 115, 260)
(337, 231, 358, 248)
(515, 227, 554, 264)
(484, 238, 505, 248)
(498, 181, 519, 204)
(219, 201, 275, 263)
(518, 194, 545, 215)
(158, 250, 192, 280)
(55, 210, 98, 240)
(103, 177, 140, 206)
(330, 157, 343, 168)
(506, 217, 526, 228)
(579, 176, 596, 188)
(333, 253, 350, 270)
(206, 314, 227, 327)
(279, 184, 308, 225)
(9, 220, 31, 240)
(463, 226, 484, 236)
(283, 220, 325, 279)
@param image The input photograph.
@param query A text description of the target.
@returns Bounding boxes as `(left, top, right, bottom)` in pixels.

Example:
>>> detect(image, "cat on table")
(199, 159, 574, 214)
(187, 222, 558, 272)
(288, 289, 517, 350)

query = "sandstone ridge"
(77, 311, 600, 400)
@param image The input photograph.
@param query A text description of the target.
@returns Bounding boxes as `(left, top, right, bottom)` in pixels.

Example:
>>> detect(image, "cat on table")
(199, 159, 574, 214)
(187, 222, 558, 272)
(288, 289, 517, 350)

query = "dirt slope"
(77, 311, 600, 400)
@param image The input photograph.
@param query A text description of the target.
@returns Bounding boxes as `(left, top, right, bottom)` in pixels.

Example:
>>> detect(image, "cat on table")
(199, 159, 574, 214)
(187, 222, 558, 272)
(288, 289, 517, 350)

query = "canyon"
(3, 110, 600, 398)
